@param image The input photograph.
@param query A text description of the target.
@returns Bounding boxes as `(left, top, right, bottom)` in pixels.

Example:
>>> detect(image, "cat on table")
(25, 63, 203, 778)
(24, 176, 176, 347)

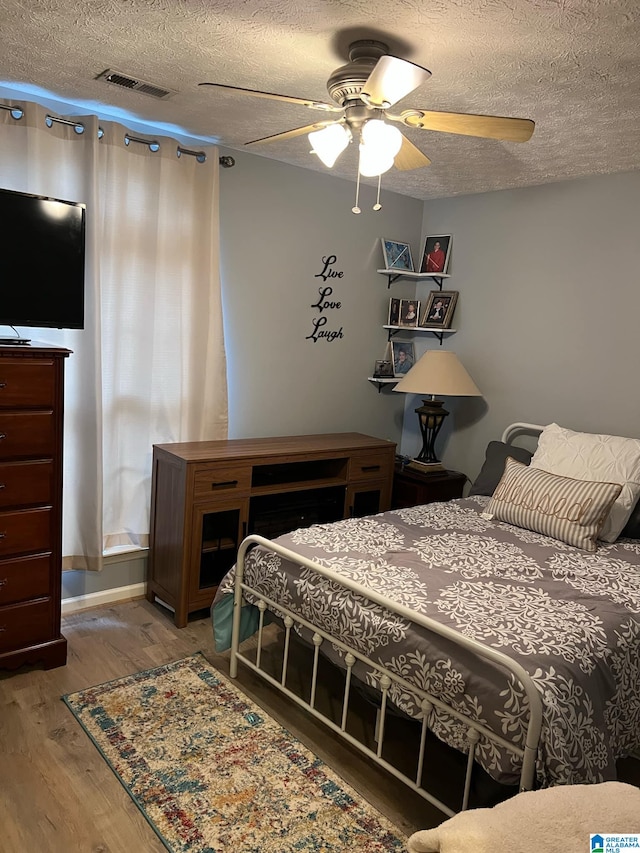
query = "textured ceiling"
(1, 0, 639, 200)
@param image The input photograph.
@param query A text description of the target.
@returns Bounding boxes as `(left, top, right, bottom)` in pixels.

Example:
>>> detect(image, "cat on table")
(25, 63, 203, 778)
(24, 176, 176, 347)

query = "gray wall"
(218, 148, 421, 442)
(63, 157, 640, 598)
(400, 169, 640, 485)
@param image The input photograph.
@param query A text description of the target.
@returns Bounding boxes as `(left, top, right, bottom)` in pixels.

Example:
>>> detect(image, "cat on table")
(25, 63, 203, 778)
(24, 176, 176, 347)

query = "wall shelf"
(377, 269, 450, 289)
(373, 261, 458, 382)
(367, 376, 399, 392)
(383, 325, 457, 345)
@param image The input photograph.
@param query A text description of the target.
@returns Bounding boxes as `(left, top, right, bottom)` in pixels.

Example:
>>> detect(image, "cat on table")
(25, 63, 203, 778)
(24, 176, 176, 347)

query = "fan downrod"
(347, 40, 389, 62)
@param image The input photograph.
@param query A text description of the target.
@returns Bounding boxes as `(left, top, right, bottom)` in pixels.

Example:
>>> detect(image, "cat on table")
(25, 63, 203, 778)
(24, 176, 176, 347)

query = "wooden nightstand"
(391, 463, 467, 509)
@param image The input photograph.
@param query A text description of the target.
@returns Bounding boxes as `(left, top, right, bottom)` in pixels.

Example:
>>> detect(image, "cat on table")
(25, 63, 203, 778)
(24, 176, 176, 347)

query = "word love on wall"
(307, 254, 345, 343)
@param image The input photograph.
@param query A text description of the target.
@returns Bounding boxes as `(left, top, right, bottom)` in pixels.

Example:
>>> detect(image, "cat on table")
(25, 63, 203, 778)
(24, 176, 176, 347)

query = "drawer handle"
(0, 381, 6, 388)
(0, 434, 5, 441)
(0, 578, 6, 587)
(0, 484, 5, 490)
(211, 479, 238, 490)
(361, 465, 381, 472)
(0, 532, 5, 539)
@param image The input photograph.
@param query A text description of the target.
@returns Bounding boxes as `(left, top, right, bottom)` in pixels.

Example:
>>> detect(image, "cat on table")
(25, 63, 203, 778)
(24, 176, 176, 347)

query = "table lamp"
(393, 350, 482, 463)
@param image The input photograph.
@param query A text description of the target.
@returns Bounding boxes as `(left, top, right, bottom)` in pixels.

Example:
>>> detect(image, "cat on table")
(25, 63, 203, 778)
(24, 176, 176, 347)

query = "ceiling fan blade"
(361, 55, 431, 108)
(198, 82, 341, 113)
(394, 133, 431, 171)
(395, 109, 534, 142)
(245, 120, 342, 147)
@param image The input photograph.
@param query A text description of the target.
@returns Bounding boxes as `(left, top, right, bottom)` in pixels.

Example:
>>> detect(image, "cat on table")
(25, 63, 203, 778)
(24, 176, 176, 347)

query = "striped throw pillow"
(484, 457, 622, 551)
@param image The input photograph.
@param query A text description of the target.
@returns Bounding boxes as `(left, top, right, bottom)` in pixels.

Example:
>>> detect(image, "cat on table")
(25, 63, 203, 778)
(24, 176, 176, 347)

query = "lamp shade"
(309, 124, 351, 168)
(361, 119, 403, 156)
(358, 144, 395, 177)
(358, 120, 403, 176)
(392, 350, 481, 397)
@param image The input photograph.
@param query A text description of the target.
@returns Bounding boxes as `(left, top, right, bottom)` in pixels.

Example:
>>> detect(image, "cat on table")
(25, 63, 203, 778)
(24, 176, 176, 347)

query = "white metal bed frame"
(229, 422, 546, 817)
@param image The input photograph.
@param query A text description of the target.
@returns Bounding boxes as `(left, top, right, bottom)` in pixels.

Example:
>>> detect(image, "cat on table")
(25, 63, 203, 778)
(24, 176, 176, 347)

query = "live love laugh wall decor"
(307, 254, 345, 343)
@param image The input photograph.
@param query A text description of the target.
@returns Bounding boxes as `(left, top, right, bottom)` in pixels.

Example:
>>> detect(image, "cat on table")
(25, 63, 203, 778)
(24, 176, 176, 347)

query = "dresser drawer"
(0, 412, 56, 460)
(192, 464, 251, 499)
(349, 451, 394, 483)
(0, 507, 52, 558)
(0, 360, 56, 408)
(0, 553, 52, 605)
(0, 597, 53, 653)
(0, 460, 54, 508)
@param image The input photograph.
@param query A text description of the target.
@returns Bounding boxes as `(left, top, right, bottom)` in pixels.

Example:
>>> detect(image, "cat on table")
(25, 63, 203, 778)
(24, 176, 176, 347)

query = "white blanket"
(407, 782, 640, 853)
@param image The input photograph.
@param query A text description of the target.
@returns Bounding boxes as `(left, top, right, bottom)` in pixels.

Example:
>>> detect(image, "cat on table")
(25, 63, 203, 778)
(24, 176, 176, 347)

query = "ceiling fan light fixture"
(358, 143, 394, 177)
(362, 119, 402, 156)
(308, 123, 351, 168)
(357, 119, 402, 176)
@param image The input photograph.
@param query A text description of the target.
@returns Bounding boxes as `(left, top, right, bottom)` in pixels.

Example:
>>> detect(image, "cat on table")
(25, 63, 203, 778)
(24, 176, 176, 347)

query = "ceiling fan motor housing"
(327, 40, 390, 107)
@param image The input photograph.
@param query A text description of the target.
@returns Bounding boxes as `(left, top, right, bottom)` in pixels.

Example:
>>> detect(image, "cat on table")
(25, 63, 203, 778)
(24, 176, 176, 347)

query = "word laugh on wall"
(307, 254, 344, 343)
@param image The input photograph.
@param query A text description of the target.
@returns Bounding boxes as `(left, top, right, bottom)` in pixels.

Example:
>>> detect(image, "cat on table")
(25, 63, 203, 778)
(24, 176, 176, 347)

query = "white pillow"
(530, 423, 640, 542)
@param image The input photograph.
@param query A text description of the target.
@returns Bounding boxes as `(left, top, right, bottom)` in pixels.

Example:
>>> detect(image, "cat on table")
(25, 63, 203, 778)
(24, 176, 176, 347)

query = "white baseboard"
(62, 582, 146, 615)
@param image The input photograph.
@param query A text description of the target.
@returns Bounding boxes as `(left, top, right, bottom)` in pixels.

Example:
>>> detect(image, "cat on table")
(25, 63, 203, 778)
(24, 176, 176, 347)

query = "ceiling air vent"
(96, 69, 176, 100)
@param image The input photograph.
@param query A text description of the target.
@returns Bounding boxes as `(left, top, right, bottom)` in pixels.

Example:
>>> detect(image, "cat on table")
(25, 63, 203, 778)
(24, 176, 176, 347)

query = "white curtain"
(0, 101, 228, 570)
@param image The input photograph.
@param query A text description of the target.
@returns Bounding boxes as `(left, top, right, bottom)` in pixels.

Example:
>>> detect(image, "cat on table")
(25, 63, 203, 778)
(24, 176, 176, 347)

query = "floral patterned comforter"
(214, 496, 640, 787)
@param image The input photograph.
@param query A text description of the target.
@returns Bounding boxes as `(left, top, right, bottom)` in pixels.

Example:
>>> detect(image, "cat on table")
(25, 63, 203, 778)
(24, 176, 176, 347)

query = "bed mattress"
(215, 496, 640, 787)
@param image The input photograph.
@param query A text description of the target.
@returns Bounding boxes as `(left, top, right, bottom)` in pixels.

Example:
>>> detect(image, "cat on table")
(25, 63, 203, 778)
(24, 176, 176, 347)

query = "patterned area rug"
(63, 652, 407, 852)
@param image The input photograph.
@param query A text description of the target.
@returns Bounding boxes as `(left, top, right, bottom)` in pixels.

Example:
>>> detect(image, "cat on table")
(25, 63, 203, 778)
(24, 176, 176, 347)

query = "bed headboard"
(501, 422, 546, 446)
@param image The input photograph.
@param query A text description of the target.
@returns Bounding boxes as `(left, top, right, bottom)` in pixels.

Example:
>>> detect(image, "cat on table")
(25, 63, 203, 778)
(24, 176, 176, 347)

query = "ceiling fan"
(199, 39, 535, 174)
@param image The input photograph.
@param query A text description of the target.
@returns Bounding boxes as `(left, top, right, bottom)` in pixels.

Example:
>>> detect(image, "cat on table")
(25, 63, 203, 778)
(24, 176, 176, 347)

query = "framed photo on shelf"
(391, 340, 415, 376)
(381, 238, 414, 271)
(420, 290, 458, 328)
(419, 235, 452, 274)
(398, 298, 420, 327)
(373, 359, 394, 378)
(388, 297, 401, 326)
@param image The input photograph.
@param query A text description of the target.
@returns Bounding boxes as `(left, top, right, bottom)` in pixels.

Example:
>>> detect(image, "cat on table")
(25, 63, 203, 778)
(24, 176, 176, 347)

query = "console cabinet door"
(346, 480, 391, 517)
(188, 498, 249, 611)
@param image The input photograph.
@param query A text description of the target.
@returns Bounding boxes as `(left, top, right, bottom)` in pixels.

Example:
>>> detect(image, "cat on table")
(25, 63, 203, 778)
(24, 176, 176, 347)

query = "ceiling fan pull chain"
(352, 159, 362, 214)
(373, 175, 382, 211)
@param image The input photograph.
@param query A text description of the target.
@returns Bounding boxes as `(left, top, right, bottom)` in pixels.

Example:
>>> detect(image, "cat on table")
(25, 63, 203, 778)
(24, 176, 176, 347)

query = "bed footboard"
(229, 534, 543, 816)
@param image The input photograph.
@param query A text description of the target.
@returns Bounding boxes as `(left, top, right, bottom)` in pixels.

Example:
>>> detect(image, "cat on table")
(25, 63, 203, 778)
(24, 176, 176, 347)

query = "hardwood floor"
(0, 600, 210, 853)
(1, 598, 638, 852)
(0, 599, 436, 852)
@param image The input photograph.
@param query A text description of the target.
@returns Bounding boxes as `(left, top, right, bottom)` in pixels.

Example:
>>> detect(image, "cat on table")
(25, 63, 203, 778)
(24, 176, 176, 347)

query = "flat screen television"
(0, 187, 86, 340)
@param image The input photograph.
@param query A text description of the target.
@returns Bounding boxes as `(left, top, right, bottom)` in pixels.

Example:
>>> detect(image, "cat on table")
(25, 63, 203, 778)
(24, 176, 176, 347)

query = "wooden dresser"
(148, 432, 396, 627)
(0, 343, 70, 671)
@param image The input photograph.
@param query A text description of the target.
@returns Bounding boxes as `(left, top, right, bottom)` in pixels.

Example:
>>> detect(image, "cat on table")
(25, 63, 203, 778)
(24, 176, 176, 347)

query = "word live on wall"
(307, 254, 344, 343)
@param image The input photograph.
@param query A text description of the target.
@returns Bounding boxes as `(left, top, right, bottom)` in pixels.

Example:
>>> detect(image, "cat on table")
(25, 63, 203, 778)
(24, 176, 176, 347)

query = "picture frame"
(419, 235, 452, 275)
(373, 359, 394, 378)
(398, 298, 420, 328)
(391, 340, 415, 376)
(388, 297, 401, 326)
(420, 290, 458, 328)
(381, 238, 414, 272)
